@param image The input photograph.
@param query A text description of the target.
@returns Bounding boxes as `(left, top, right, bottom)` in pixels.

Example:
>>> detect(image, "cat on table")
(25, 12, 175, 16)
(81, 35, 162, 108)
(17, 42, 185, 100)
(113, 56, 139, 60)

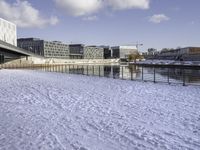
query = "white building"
(111, 46, 138, 59)
(0, 18, 17, 46)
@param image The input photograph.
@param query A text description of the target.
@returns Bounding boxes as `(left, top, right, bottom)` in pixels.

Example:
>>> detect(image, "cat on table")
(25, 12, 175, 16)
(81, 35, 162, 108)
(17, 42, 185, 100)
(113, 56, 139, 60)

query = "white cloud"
(82, 16, 98, 21)
(0, 0, 59, 28)
(54, 0, 102, 16)
(54, 0, 150, 17)
(107, 0, 150, 10)
(149, 14, 170, 23)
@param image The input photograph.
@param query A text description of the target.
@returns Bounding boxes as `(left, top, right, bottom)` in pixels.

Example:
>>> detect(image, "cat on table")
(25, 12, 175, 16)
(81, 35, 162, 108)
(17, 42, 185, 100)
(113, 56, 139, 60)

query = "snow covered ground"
(0, 69, 200, 150)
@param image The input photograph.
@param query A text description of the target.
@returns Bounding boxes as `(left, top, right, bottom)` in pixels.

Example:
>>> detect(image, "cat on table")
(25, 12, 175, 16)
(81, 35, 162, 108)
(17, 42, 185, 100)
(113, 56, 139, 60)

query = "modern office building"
(0, 18, 17, 46)
(100, 46, 111, 59)
(84, 46, 104, 59)
(69, 44, 84, 59)
(111, 46, 138, 59)
(17, 38, 70, 59)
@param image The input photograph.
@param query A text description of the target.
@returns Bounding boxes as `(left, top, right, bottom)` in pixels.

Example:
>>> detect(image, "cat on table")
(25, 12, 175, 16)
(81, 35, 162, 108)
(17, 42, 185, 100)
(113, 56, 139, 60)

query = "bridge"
(0, 40, 39, 64)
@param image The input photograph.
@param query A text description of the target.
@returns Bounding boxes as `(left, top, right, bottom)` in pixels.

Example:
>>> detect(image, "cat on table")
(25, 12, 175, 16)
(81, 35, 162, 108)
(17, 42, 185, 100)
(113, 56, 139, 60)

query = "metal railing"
(1, 63, 200, 86)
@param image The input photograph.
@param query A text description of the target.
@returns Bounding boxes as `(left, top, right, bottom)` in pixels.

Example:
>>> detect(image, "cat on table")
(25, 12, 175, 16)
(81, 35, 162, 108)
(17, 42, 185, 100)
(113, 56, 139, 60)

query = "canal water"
(40, 64, 200, 86)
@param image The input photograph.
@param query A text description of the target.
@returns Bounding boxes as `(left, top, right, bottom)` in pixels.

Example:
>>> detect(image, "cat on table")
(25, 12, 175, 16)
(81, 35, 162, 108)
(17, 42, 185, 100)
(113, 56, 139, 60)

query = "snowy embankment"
(130, 60, 200, 66)
(0, 70, 200, 150)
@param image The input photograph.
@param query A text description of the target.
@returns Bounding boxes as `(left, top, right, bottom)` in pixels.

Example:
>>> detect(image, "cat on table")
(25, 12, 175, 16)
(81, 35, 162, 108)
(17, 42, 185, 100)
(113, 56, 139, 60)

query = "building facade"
(84, 46, 104, 59)
(145, 47, 200, 61)
(111, 46, 138, 59)
(69, 44, 84, 59)
(0, 18, 17, 46)
(17, 38, 69, 59)
(102, 46, 111, 59)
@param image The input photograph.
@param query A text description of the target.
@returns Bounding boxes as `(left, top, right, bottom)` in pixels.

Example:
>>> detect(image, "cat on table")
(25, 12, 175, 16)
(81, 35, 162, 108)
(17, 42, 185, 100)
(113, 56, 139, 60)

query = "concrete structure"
(0, 19, 41, 64)
(0, 39, 39, 63)
(0, 18, 17, 46)
(111, 46, 138, 59)
(17, 38, 69, 59)
(84, 46, 104, 59)
(69, 44, 84, 59)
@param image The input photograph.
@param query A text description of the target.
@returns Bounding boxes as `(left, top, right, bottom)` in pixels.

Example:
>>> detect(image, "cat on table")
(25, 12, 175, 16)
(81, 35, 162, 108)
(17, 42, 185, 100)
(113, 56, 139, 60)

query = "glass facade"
(17, 38, 69, 58)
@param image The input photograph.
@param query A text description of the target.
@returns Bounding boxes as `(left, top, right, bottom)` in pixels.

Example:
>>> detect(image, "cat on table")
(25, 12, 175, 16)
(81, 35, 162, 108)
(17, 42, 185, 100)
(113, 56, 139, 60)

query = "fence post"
(167, 68, 170, 84)
(93, 66, 95, 76)
(142, 66, 144, 81)
(131, 67, 133, 80)
(78, 65, 80, 74)
(64, 65, 65, 73)
(87, 66, 89, 76)
(113, 67, 115, 79)
(122, 66, 124, 79)
(99, 66, 101, 77)
(183, 68, 186, 86)
(153, 67, 156, 83)
(67, 65, 69, 74)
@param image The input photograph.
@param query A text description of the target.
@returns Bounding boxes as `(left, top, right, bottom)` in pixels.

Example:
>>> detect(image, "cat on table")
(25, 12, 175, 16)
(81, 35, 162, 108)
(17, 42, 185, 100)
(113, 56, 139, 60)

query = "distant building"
(69, 44, 84, 59)
(111, 46, 138, 59)
(84, 46, 104, 59)
(0, 18, 17, 46)
(147, 48, 157, 55)
(17, 38, 69, 59)
(100, 46, 111, 59)
(146, 47, 200, 61)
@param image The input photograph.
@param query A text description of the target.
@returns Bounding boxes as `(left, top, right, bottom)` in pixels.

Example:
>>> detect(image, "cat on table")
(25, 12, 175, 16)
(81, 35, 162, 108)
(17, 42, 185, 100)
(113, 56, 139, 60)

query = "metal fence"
(1, 63, 200, 86)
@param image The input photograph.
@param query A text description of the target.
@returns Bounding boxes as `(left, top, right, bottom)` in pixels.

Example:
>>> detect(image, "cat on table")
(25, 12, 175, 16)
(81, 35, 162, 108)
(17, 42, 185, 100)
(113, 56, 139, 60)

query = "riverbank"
(4, 57, 120, 65)
(0, 70, 200, 150)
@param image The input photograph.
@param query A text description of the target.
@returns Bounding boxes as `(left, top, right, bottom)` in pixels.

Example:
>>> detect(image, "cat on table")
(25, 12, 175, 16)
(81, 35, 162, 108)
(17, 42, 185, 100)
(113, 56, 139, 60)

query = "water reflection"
(41, 64, 200, 85)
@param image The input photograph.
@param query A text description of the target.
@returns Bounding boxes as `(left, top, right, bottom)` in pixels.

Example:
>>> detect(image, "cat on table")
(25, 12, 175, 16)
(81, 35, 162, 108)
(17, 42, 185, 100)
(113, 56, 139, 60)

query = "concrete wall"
(45, 58, 120, 65)
(4, 56, 120, 65)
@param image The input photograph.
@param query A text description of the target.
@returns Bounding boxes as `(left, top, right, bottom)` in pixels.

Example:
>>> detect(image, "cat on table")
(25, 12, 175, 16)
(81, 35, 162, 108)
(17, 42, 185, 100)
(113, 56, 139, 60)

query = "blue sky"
(0, 0, 200, 51)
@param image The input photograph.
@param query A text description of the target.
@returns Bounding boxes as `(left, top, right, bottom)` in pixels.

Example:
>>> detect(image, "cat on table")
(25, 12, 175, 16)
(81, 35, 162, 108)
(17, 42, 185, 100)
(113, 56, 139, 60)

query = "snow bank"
(133, 60, 200, 66)
(0, 70, 200, 150)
